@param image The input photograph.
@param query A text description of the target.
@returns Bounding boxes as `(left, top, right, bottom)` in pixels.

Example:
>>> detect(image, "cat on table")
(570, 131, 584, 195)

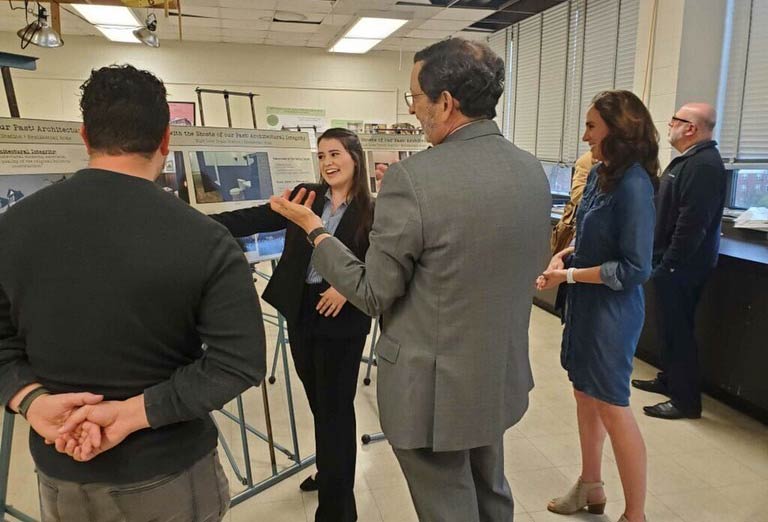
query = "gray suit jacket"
(313, 120, 551, 451)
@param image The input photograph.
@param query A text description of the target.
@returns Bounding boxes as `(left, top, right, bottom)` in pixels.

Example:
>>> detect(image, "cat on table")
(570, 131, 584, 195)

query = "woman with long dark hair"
(210, 128, 373, 522)
(536, 91, 658, 522)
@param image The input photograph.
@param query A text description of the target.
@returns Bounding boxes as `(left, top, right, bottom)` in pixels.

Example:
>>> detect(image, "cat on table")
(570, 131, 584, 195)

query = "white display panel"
(168, 126, 317, 215)
(357, 133, 429, 194)
(0, 118, 318, 263)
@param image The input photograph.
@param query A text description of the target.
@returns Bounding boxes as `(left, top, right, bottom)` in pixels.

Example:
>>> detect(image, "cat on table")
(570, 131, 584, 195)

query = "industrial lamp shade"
(17, 6, 63, 49)
(17, 19, 63, 48)
(133, 13, 159, 47)
(133, 26, 159, 47)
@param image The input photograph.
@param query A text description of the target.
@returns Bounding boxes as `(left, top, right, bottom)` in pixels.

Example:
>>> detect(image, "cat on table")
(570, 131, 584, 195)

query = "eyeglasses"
(404, 91, 426, 108)
(670, 115, 694, 125)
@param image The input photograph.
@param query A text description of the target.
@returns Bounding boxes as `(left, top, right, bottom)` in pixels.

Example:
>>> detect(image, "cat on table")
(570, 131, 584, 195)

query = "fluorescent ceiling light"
(329, 17, 408, 54)
(71, 4, 141, 27)
(329, 38, 381, 54)
(345, 17, 408, 39)
(97, 26, 141, 44)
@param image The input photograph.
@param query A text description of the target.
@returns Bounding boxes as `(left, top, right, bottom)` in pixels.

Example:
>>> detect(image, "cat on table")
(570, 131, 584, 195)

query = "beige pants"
(37, 450, 229, 522)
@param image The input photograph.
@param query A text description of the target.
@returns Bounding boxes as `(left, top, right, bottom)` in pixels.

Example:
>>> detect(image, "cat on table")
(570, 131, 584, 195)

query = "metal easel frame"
(195, 88, 316, 506)
(0, 51, 39, 522)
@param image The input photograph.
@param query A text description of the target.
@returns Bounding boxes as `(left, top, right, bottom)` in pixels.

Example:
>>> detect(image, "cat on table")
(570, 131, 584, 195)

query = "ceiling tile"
(418, 19, 471, 31)
(431, 7, 491, 22)
(382, 36, 438, 52)
(407, 28, 452, 39)
(454, 29, 491, 42)
(177, 0, 221, 7)
(219, 8, 276, 21)
(170, 25, 222, 37)
(175, 16, 221, 28)
(276, 0, 333, 14)
(178, 6, 220, 18)
(219, 0, 276, 8)
(221, 30, 269, 39)
(179, 33, 223, 42)
(269, 21, 321, 33)
(320, 13, 353, 26)
(264, 30, 310, 41)
(219, 18, 271, 30)
(307, 34, 332, 44)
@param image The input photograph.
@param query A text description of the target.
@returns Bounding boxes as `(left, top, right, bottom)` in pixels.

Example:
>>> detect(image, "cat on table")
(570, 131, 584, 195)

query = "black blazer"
(210, 184, 372, 338)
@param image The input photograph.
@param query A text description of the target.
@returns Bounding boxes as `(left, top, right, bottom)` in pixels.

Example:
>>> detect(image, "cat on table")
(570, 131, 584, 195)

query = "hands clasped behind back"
(29, 393, 150, 463)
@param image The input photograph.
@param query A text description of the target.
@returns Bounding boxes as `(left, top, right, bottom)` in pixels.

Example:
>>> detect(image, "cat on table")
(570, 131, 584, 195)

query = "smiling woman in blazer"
(210, 128, 373, 522)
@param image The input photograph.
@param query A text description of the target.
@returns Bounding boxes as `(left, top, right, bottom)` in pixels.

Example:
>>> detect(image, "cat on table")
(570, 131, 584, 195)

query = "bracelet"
(566, 267, 576, 284)
(18, 386, 51, 420)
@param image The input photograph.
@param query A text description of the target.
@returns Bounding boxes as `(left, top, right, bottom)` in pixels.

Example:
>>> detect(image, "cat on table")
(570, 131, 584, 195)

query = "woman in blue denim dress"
(537, 91, 658, 522)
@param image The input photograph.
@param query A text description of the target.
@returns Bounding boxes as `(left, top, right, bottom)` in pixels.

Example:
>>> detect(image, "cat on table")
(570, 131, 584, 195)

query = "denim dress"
(561, 162, 655, 406)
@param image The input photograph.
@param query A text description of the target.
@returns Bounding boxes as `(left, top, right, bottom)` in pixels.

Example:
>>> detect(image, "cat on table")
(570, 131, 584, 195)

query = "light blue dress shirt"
(305, 191, 348, 283)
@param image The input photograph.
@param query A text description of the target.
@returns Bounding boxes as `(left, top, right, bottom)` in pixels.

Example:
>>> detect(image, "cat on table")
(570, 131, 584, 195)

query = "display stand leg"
(212, 416, 247, 485)
(213, 259, 314, 508)
(268, 343, 281, 384)
(361, 319, 379, 385)
(359, 319, 386, 445)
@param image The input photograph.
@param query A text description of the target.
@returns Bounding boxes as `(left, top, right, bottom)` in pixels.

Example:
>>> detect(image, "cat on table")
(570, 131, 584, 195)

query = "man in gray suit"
(270, 38, 552, 521)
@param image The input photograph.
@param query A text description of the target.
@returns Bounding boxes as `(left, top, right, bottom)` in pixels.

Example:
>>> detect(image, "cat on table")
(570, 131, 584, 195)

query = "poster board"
(0, 118, 318, 263)
(0, 119, 86, 214)
(357, 133, 429, 194)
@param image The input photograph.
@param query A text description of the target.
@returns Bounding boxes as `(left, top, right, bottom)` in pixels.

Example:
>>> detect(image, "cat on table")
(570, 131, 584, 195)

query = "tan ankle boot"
(547, 477, 606, 514)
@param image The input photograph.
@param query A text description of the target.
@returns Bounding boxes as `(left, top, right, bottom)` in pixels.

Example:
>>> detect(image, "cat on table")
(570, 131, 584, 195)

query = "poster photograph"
(188, 150, 274, 204)
(0, 173, 70, 213)
(169, 102, 196, 126)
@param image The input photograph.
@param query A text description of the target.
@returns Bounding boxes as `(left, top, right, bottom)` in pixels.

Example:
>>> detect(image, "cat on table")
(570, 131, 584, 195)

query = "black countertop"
(719, 237, 768, 265)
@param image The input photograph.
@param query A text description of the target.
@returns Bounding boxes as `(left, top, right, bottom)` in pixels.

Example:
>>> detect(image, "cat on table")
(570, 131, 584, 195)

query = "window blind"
(536, 2, 570, 161)
(512, 15, 542, 153)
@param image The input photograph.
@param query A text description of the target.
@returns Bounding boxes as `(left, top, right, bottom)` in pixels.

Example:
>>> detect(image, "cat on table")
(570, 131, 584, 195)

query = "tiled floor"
(2, 305, 767, 522)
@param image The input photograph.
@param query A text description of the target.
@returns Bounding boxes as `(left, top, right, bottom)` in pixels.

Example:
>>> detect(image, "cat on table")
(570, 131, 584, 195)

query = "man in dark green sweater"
(0, 65, 266, 521)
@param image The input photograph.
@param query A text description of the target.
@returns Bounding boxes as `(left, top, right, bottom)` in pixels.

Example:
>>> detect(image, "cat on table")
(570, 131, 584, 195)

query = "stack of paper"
(734, 207, 768, 231)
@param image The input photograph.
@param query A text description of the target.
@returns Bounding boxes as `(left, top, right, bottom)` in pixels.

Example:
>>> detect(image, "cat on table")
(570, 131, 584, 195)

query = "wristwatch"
(18, 386, 51, 419)
(307, 226, 330, 246)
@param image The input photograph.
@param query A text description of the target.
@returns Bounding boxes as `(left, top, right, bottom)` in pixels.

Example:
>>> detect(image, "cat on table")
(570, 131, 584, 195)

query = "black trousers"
(652, 271, 707, 415)
(288, 284, 366, 522)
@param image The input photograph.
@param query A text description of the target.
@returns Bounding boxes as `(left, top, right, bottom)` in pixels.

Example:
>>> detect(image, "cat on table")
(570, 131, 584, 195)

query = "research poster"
(265, 106, 327, 133)
(1, 118, 317, 261)
(0, 119, 86, 213)
(358, 133, 429, 194)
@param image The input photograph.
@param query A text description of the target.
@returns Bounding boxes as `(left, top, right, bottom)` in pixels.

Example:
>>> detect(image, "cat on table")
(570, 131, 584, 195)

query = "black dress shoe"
(299, 474, 318, 492)
(631, 378, 670, 396)
(643, 400, 701, 420)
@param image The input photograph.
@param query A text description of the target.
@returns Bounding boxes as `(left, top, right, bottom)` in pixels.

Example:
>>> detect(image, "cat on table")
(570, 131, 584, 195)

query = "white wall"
(0, 33, 418, 129)
(633, 0, 728, 169)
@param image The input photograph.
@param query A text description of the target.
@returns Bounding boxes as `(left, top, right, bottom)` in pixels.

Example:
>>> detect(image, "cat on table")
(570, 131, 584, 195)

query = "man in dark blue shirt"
(632, 102, 726, 420)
